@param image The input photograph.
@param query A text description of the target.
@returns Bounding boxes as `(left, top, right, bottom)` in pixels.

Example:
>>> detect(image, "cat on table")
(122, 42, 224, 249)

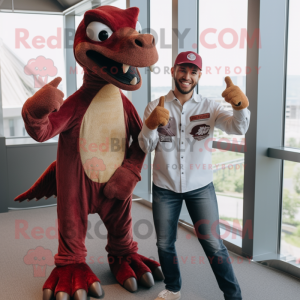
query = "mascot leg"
(43, 196, 104, 300)
(99, 195, 164, 292)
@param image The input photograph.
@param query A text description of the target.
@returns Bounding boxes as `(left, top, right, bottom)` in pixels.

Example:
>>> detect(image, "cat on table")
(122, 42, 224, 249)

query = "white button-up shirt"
(138, 89, 250, 193)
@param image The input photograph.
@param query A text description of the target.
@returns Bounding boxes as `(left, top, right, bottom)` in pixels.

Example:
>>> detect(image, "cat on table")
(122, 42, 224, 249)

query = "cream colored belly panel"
(79, 84, 126, 183)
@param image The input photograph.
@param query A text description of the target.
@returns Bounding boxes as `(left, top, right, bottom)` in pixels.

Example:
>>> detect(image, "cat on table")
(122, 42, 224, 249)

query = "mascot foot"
(43, 263, 104, 300)
(108, 253, 164, 293)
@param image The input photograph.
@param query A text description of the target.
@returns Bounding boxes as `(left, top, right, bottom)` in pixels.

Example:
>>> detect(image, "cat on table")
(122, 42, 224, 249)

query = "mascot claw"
(152, 266, 165, 281)
(122, 267, 164, 292)
(123, 277, 138, 292)
(42, 263, 104, 300)
(109, 253, 164, 293)
(138, 272, 155, 288)
(43, 283, 104, 300)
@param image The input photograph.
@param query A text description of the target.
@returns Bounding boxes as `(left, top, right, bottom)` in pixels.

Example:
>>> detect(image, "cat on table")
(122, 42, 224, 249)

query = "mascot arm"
(103, 93, 146, 200)
(22, 77, 76, 142)
(122, 95, 146, 177)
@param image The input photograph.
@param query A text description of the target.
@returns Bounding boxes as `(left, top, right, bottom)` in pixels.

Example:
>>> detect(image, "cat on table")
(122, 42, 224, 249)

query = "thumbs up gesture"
(221, 76, 249, 110)
(145, 96, 170, 130)
(23, 77, 65, 119)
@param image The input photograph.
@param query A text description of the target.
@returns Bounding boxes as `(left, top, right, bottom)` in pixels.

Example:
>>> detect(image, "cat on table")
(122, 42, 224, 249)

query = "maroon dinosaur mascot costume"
(15, 5, 164, 300)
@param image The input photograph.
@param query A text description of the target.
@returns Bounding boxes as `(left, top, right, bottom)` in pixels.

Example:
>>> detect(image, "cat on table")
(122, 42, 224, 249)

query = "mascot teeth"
(123, 64, 130, 73)
(130, 77, 137, 85)
(149, 65, 155, 72)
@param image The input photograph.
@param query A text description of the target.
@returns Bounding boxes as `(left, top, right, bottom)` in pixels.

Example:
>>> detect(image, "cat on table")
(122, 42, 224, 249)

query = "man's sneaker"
(155, 289, 181, 300)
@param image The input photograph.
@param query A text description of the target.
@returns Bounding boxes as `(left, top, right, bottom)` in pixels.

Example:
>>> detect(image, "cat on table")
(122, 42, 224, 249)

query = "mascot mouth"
(86, 50, 140, 85)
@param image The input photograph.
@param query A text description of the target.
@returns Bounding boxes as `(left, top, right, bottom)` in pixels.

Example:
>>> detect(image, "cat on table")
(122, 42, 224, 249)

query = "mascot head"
(74, 5, 158, 91)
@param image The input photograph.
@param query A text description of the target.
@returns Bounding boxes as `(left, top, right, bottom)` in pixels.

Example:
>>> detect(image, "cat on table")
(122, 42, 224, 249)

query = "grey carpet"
(0, 201, 299, 300)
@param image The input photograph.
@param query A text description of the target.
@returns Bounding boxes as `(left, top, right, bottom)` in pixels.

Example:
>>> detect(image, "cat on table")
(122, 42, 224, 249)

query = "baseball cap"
(174, 51, 202, 70)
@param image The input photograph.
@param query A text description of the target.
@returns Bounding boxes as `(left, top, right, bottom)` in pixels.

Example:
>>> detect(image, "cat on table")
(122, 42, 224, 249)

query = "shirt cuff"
(141, 123, 158, 140)
(233, 108, 249, 121)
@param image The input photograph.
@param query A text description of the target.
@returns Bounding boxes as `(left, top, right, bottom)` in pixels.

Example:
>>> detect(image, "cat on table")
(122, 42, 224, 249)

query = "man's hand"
(145, 96, 169, 130)
(221, 76, 249, 111)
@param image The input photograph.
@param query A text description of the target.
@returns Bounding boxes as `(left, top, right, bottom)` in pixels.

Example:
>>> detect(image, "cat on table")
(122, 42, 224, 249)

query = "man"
(138, 51, 250, 300)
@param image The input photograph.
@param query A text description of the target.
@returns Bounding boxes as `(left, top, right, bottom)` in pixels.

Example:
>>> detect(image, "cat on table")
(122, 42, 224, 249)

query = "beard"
(174, 77, 198, 94)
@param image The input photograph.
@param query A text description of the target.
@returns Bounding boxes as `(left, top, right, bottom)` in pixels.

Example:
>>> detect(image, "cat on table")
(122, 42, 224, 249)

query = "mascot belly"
(80, 84, 126, 183)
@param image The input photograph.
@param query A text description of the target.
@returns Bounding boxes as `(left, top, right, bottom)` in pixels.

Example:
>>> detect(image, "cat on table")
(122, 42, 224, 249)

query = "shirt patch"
(190, 113, 210, 122)
(190, 124, 210, 141)
(159, 135, 172, 142)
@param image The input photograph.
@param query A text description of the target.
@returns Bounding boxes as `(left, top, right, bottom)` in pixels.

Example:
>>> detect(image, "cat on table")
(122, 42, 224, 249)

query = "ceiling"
(0, 0, 84, 13)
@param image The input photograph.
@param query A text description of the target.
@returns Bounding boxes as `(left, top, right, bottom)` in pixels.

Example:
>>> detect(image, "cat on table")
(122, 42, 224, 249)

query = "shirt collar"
(165, 88, 201, 103)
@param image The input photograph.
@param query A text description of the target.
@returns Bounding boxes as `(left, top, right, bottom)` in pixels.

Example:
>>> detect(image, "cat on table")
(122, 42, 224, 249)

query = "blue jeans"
(152, 182, 242, 300)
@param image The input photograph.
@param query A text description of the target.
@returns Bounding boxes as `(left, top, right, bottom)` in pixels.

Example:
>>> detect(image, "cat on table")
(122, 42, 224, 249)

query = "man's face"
(171, 63, 202, 94)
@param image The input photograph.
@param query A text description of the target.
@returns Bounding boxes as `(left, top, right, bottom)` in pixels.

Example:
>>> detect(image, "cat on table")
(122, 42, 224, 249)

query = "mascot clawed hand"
(15, 5, 164, 300)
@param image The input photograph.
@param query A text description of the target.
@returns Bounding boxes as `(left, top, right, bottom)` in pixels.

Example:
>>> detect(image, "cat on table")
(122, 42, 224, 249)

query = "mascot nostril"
(235, 102, 242, 107)
(16, 4, 163, 299)
(135, 39, 143, 47)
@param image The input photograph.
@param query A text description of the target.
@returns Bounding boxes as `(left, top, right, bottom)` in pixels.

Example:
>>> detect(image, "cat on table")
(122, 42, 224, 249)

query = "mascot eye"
(98, 31, 109, 41)
(136, 21, 142, 33)
(86, 21, 113, 42)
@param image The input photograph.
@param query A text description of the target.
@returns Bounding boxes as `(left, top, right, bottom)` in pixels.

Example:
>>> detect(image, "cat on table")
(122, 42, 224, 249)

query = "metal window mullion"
(172, 0, 178, 91)
(278, 0, 290, 255)
(128, 0, 151, 201)
(0, 136, 9, 213)
(177, 0, 198, 92)
(0, 53, 4, 136)
(278, 158, 284, 254)
(268, 147, 300, 163)
(63, 14, 77, 97)
(212, 141, 246, 154)
(282, 0, 290, 149)
(243, 0, 289, 262)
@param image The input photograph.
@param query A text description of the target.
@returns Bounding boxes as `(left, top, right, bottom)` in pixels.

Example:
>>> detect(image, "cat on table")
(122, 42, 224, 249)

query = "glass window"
(213, 150, 244, 231)
(0, 12, 65, 139)
(284, 0, 300, 148)
(179, 150, 245, 234)
(196, 0, 248, 231)
(9, 119, 14, 136)
(198, 0, 248, 144)
(280, 161, 300, 266)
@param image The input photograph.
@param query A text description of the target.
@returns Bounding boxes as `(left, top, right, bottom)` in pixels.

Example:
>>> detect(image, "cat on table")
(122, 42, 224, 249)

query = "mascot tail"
(14, 161, 57, 202)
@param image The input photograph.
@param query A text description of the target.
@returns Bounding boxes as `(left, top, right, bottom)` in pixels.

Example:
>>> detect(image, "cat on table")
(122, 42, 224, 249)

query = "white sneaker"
(155, 289, 181, 300)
